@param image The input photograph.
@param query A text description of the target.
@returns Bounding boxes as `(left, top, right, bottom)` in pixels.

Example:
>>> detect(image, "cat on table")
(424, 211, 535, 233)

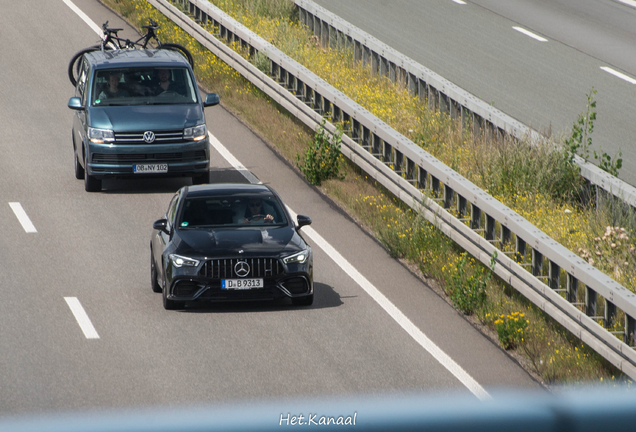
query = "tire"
(74, 154, 85, 180)
(192, 172, 208, 185)
(159, 43, 194, 68)
(73, 135, 85, 180)
(68, 45, 100, 86)
(292, 294, 314, 306)
(151, 252, 162, 293)
(84, 154, 101, 192)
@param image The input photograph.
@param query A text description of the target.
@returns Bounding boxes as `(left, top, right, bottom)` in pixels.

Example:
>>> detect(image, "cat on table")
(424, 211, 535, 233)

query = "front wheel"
(150, 252, 162, 293)
(159, 43, 194, 68)
(84, 154, 101, 192)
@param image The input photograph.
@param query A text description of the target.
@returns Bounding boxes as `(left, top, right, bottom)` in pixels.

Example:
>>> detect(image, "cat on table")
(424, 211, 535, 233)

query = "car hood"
(174, 226, 306, 258)
(88, 105, 203, 131)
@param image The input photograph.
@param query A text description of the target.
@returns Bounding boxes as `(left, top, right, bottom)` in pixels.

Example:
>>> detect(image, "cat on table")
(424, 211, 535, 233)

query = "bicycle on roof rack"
(68, 20, 194, 86)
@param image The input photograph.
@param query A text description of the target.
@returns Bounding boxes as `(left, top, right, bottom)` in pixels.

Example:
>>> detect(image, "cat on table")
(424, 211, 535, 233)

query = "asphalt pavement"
(0, 0, 540, 417)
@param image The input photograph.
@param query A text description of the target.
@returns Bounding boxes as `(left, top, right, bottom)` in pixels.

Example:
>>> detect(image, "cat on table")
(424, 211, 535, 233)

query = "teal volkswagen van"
(68, 49, 219, 192)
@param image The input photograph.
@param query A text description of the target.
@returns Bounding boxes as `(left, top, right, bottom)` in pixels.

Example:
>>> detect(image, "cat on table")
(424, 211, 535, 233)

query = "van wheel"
(74, 153, 85, 180)
(84, 155, 101, 192)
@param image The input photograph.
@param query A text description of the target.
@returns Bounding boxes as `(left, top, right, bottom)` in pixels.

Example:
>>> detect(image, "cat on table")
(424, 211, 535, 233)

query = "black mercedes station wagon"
(150, 183, 313, 310)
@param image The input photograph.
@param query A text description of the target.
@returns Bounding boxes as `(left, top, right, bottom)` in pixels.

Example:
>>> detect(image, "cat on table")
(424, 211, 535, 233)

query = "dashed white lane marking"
(452, 0, 467, 4)
(210, 132, 491, 401)
(9, 202, 37, 233)
(513, 26, 548, 42)
(601, 66, 636, 85)
(64, 297, 100, 339)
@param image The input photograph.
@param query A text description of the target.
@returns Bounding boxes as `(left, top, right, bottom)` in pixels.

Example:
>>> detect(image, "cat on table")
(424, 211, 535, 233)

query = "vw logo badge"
(234, 261, 250, 278)
(143, 131, 156, 143)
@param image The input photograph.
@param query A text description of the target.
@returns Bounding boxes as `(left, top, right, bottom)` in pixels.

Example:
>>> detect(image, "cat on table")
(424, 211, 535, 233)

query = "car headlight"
(88, 127, 115, 144)
(283, 250, 308, 264)
(183, 124, 207, 141)
(169, 254, 200, 268)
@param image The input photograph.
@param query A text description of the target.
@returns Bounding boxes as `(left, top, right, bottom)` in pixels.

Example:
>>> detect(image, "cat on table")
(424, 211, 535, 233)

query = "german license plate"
(133, 163, 168, 174)
(222, 278, 264, 290)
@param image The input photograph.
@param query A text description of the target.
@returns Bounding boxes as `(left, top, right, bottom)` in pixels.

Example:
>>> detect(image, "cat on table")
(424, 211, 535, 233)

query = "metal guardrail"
(296, 0, 636, 209)
(149, 0, 636, 379)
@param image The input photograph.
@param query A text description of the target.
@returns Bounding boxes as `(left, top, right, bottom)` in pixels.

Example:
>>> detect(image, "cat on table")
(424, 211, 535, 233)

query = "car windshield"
(178, 195, 288, 228)
(91, 67, 197, 106)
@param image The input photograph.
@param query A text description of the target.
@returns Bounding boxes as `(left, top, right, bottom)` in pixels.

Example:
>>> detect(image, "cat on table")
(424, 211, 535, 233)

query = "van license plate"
(133, 164, 168, 174)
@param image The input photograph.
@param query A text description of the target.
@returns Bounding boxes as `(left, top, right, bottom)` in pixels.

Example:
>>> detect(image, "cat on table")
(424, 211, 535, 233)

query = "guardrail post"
(626, 315, 636, 346)
(354, 40, 362, 63)
(440, 93, 450, 116)
(371, 51, 379, 75)
(407, 159, 416, 184)
(532, 249, 543, 277)
(428, 86, 438, 112)
(372, 135, 382, 159)
(443, 185, 453, 209)
(485, 214, 495, 241)
(418, 79, 428, 103)
(501, 225, 511, 246)
(586, 286, 597, 318)
(418, 167, 428, 190)
(431, 176, 440, 198)
(380, 57, 389, 77)
(516, 237, 526, 263)
(457, 195, 467, 219)
(408, 73, 417, 97)
(362, 126, 370, 150)
(605, 300, 616, 328)
(567, 274, 578, 304)
(549, 261, 560, 291)
(470, 204, 481, 230)
(383, 143, 393, 164)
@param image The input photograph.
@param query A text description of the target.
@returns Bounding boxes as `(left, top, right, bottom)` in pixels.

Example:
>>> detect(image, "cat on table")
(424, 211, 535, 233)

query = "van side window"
(76, 58, 89, 103)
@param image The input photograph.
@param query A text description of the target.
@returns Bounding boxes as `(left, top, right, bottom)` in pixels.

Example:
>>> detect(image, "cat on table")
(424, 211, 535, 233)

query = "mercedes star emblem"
(234, 261, 250, 278)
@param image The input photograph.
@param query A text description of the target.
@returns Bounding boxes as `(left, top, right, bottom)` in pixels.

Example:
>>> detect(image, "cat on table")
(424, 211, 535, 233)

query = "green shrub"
(298, 120, 345, 185)
(448, 252, 494, 315)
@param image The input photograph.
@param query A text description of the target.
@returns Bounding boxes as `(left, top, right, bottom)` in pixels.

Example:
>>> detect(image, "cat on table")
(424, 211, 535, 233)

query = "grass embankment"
(101, 0, 634, 385)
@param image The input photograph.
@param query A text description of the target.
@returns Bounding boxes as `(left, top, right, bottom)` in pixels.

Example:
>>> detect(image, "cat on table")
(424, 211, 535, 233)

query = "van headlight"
(88, 127, 115, 144)
(184, 124, 207, 141)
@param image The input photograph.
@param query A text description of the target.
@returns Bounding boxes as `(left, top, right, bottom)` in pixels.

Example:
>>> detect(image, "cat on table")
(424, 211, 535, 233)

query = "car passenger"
(98, 71, 130, 99)
(243, 199, 274, 224)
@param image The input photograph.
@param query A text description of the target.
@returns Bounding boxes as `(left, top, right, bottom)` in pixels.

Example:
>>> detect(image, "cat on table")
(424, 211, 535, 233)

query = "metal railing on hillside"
(150, 0, 636, 379)
(296, 0, 636, 210)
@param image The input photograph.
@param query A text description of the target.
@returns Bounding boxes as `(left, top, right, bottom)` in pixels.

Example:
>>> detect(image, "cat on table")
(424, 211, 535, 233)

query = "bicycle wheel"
(68, 45, 100, 86)
(68, 43, 118, 86)
(159, 43, 194, 68)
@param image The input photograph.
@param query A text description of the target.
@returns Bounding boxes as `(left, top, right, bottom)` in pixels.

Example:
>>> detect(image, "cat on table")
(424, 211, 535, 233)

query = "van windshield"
(91, 67, 198, 106)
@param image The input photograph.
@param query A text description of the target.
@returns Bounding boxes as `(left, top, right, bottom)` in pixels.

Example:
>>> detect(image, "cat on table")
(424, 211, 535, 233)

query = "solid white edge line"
(617, 0, 636, 9)
(62, 0, 104, 36)
(512, 26, 548, 42)
(208, 132, 490, 400)
(600, 67, 636, 85)
(9, 202, 37, 233)
(64, 297, 100, 339)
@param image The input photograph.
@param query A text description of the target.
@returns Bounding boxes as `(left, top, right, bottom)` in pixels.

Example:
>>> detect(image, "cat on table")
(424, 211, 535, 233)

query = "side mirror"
(297, 215, 312, 229)
(204, 93, 220, 107)
(68, 97, 84, 110)
(153, 219, 169, 233)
